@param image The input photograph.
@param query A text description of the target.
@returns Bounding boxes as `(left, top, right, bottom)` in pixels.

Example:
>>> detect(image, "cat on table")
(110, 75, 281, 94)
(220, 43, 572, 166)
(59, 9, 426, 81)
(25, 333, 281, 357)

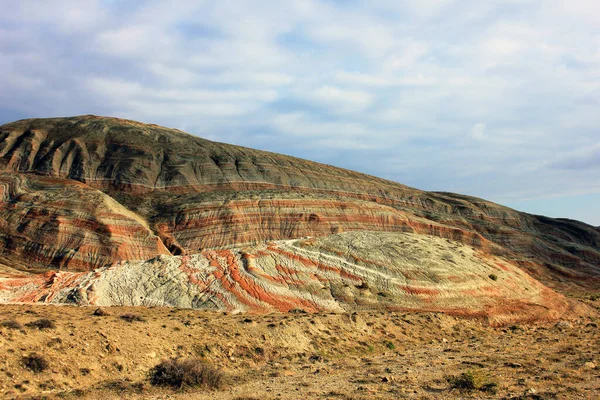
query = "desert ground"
(1, 297, 598, 400)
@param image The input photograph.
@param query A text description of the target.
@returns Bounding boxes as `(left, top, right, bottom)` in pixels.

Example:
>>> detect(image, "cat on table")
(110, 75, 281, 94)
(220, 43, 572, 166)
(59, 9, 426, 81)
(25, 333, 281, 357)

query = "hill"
(0, 115, 598, 322)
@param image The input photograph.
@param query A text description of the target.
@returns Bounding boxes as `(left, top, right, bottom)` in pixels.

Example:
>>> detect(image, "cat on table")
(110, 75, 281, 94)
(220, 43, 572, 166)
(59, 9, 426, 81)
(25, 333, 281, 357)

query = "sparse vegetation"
(120, 313, 146, 322)
(93, 307, 109, 316)
(101, 378, 145, 394)
(22, 353, 49, 373)
(148, 358, 225, 389)
(288, 308, 308, 314)
(1, 319, 21, 329)
(1, 304, 598, 398)
(46, 337, 62, 347)
(25, 318, 56, 330)
(447, 369, 498, 393)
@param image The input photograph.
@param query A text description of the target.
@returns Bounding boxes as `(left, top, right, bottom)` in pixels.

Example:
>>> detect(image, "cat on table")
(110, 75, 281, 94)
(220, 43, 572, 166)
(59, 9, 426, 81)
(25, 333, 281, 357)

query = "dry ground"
(0, 300, 599, 400)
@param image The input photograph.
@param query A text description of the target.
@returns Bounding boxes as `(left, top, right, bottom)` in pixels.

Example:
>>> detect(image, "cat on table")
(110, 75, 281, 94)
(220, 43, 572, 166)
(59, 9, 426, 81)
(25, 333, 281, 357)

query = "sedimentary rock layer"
(0, 232, 571, 324)
(0, 173, 170, 270)
(151, 194, 499, 254)
(0, 115, 599, 294)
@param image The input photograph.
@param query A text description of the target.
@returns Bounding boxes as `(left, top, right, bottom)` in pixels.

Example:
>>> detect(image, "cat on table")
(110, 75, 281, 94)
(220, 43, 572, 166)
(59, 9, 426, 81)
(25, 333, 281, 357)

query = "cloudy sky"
(1, 0, 599, 225)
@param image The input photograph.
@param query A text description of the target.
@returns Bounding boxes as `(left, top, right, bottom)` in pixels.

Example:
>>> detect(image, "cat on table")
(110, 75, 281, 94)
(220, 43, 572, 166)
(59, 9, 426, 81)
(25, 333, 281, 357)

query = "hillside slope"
(0, 115, 598, 319)
(0, 231, 573, 325)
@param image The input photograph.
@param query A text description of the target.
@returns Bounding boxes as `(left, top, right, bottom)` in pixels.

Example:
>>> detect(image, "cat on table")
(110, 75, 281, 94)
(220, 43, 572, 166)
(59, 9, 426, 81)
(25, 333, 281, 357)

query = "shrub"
(120, 313, 146, 322)
(46, 337, 63, 347)
(488, 274, 498, 281)
(447, 369, 497, 393)
(383, 340, 396, 350)
(25, 318, 56, 330)
(22, 353, 49, 373)
(148, 358, 224, 389)
(288, 308, 307, 314)
(1, 320, 22, 329)
(93, 308, 110, 316)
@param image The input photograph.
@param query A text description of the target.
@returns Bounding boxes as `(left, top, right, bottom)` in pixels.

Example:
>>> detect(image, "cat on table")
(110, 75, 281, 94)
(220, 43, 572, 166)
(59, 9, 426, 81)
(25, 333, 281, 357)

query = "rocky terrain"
(0, 115, 599, 319)
(0, 303, 598, 399)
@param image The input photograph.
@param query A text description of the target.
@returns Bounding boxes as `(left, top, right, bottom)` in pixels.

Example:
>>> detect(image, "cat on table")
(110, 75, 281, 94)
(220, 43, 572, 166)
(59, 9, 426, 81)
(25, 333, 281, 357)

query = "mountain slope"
(0, 115, 598, 319)
(0, 231, 573, 325)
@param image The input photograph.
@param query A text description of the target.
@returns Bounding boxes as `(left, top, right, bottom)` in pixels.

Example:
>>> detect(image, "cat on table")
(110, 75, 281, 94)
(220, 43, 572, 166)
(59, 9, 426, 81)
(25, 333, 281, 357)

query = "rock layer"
(0, 232, 573, 324)
(0, 115, 598, 297)
(0, 173, 169, 271)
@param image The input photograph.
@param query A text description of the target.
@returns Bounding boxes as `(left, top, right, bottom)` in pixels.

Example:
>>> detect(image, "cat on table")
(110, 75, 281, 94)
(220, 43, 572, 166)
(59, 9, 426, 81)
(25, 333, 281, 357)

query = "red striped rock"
(0, 173, 170, 271)
(0, 115, 598, 301)
(0, 232, 574, 325)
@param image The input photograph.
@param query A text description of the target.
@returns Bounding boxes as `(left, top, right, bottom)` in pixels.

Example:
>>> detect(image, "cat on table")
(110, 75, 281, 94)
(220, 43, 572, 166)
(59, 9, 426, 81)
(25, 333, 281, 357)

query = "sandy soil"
(0, 301, 598, 400)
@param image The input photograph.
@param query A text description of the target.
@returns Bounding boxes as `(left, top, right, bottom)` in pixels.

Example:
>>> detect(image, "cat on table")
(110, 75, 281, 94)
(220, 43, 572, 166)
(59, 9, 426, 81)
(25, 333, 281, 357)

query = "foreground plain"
(1, 301, 598, 399)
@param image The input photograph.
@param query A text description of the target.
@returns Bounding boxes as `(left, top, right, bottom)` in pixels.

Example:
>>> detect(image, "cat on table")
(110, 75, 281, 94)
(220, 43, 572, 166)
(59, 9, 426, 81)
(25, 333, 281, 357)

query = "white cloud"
(550, 143, 600, 170)
(1, 0, 600, 223)
(334, 71, 436, 88)
(148, 63, 198, 86)
(470, 123, 487, 140)
(308, 85, 374, 114)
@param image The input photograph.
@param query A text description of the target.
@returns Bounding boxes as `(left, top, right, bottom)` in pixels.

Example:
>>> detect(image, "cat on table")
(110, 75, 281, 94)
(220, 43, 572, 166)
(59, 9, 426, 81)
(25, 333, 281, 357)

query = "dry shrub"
(1, 320, 21, 329)
(93, 307, 110, 316)
(25, 318, 56, 330)
(148, 358, 224, 389)
(120, 313, 146, 322)
(447, 369, 497, 393)
(22, 353, 49, 373)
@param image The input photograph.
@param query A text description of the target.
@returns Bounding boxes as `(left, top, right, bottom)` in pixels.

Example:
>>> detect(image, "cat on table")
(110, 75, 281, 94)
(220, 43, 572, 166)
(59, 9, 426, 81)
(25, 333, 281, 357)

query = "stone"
(555, 321, 573, 330)
(583, 362, 596, 369)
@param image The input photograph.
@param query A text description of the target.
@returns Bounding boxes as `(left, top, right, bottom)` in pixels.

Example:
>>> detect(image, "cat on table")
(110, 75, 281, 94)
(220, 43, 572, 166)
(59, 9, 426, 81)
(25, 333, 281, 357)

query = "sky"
(0, 0, 599, 226)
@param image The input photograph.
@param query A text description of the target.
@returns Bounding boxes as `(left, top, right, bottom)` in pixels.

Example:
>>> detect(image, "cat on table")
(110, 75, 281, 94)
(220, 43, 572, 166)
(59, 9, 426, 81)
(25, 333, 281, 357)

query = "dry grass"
(1, 319, 21, 329)
(25, 318, 56, 330)
(0, 303, 598, 399)
(149, 358, 225, 389)
(447, 369, 498, 393)
(120, 313, 146, 322)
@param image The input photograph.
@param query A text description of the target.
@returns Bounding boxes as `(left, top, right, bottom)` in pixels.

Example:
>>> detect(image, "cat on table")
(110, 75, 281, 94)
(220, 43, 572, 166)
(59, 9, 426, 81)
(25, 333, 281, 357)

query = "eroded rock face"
(0, 115, 598, 297)
(0, 173, 170, 271)
(0, 232, 573, 325)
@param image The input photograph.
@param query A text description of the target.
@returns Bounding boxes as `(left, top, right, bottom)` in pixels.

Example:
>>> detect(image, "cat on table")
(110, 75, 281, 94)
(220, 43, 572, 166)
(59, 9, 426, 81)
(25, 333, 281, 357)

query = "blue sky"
(0, 0, 599, 225)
